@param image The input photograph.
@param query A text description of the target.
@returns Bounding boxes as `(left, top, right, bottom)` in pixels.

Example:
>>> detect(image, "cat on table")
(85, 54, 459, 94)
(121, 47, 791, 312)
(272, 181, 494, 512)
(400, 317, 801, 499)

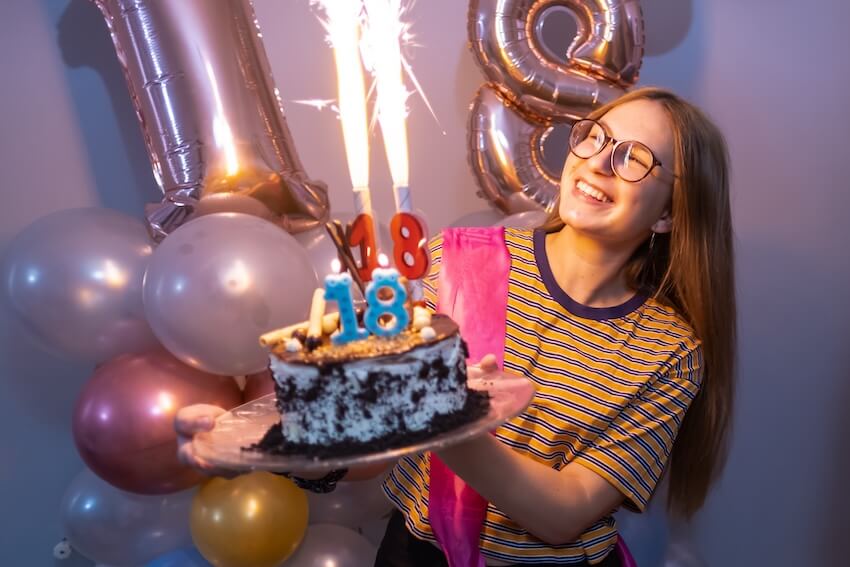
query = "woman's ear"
(651, 209, 673, 234)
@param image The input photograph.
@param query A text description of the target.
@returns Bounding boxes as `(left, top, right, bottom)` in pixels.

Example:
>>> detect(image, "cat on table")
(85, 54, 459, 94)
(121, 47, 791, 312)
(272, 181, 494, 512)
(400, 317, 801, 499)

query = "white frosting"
(269, 335, 466, 445)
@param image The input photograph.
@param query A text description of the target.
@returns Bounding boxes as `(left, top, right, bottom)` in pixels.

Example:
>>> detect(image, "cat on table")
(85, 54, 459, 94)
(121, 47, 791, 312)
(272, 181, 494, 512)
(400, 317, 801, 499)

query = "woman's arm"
(435, 435, 623, 545)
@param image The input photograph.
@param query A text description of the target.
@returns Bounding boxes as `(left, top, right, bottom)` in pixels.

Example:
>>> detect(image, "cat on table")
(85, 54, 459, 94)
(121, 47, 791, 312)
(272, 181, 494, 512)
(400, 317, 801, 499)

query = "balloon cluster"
(2, 206, 328, 564)
(467, 0, 645, 214)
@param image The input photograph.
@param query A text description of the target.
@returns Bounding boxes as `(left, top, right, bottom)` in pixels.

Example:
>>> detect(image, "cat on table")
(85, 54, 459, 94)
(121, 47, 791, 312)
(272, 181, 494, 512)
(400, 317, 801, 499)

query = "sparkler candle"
(362, 0, 411, 213)
(313, 0, 381, 279)
(362, 0, 430, 287)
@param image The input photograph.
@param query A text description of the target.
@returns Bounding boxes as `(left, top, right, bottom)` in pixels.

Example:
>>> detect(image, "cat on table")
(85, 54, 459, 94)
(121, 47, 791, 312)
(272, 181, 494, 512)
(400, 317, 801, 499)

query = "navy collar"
(533, 229, 646, 320)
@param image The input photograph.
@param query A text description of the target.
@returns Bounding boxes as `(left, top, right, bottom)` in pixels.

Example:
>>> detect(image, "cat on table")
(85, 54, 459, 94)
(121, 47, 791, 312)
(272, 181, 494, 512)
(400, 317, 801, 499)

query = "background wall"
(1, 0, 848, 565)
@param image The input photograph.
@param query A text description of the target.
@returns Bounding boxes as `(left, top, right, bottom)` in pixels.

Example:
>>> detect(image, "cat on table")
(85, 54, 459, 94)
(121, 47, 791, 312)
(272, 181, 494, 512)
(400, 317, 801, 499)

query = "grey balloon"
(283, 524, 377, 567)
(60, 468, 194, 567)
(143, 213, 318, 376)
(3, 207, 157, 363)
(306, 475, 392, 530)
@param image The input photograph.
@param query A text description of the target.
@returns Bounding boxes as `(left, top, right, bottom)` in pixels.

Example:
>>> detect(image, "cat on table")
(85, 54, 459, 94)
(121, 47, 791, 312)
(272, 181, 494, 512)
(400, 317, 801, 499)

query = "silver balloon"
(3, 207, 157, 363)
(60, 468, 194, 567)
(468, 85, 562, 213)
(91, 0, 330, 239)
(307, 475, 392, 530)
(143, 213, 318, 376)
(283, 524, 377, 567)
(468, 0, 642, 119)
(495, 210, 551, 228)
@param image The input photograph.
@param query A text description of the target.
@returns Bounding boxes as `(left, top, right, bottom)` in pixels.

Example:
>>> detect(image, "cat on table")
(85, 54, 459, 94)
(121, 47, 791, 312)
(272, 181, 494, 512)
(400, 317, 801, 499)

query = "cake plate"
(192, 370, 535, 473)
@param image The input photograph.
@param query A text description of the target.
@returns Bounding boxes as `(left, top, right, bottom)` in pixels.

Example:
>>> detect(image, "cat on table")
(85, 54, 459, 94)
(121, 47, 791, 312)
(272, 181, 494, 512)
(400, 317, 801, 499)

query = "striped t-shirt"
(383, 228, 703, 564)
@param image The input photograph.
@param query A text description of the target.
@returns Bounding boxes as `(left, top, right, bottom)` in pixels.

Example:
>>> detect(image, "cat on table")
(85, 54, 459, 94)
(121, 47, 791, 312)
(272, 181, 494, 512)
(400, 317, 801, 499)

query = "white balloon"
(282, 524, 376, 567)
(60, 468, 194, 566)
(3, 207, 157, 363)
(143, 213, 318, 375)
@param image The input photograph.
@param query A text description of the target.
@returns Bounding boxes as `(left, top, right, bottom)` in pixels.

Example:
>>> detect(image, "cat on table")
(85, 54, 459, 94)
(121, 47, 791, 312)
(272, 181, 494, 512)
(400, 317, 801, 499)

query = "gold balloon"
(190, 472, 308, 567)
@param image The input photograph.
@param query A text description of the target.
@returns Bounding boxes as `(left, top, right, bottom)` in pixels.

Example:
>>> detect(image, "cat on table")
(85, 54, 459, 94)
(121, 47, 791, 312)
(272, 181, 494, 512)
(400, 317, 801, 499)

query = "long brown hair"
(542, 87, 736, 518)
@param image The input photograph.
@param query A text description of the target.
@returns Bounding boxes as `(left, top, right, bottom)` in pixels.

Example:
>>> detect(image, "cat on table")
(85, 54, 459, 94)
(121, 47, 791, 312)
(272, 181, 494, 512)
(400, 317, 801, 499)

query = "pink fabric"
(427, 226, 638, 567)
(429, 227, 510, 567)
(616, 534, 638, 567)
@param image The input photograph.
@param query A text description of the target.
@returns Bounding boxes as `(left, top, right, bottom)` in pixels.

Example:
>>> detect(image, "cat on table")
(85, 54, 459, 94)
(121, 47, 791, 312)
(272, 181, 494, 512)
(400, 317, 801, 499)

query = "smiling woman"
(542, 86, 736, 519)
(378, 86, 735, 566)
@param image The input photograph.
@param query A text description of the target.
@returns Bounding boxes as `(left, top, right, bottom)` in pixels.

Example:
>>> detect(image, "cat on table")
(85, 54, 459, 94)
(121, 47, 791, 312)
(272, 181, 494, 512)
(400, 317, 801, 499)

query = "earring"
(649, 232, 656, 253)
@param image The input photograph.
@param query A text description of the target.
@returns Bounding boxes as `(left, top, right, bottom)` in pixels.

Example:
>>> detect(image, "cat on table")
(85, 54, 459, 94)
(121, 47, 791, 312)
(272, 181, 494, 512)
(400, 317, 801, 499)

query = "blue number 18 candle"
(364, 264, 409, 337)
(324, 264, 368, 345)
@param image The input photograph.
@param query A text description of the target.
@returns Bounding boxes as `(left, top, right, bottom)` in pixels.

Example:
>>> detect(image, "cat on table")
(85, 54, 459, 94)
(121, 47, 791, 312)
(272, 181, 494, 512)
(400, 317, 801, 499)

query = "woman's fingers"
(174, 404, 227, 436)
(478, 354, 499, 372)
(175, 404, 242, 478)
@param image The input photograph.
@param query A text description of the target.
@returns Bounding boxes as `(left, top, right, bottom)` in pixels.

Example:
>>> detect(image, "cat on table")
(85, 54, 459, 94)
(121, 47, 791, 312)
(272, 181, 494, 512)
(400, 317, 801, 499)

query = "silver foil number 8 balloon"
(467, 0, 645, 214)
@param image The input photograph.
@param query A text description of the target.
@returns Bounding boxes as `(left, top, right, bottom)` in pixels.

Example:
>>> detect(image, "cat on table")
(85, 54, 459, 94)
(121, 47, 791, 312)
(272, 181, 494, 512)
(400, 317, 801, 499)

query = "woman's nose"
(585, 142, 615, 177)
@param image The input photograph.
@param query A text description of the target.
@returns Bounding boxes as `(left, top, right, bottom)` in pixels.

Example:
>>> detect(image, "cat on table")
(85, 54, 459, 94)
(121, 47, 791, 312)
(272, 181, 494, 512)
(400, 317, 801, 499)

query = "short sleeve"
(421, 233, 444, 312)
(572, 344, 704, 512)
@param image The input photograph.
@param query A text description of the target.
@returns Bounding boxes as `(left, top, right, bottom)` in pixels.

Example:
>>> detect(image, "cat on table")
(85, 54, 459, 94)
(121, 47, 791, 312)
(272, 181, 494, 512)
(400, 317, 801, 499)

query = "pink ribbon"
(428, 226, 638, 567)
(430, 227, 510, 567)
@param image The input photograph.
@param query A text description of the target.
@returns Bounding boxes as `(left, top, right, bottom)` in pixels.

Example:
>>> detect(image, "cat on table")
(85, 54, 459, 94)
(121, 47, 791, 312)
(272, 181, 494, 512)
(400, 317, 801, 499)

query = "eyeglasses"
(568, 119, 676, 182)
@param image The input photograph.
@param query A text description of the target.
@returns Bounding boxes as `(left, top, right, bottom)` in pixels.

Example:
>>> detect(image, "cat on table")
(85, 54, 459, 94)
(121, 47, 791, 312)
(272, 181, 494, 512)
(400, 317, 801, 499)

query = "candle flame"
(331, 258, 342, 273)
(362, 0, 409, 189)
(312, 0, 370, 191)
(378, 253, 389, 267)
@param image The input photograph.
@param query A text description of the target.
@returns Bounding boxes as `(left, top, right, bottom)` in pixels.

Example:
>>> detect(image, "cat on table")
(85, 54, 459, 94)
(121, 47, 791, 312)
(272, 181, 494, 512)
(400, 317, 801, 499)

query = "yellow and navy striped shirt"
(383, 228, 703, 564)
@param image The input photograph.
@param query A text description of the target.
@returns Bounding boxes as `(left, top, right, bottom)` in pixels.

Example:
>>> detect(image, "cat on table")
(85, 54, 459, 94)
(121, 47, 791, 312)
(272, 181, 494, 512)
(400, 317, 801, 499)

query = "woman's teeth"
(577, 180, 612, 203)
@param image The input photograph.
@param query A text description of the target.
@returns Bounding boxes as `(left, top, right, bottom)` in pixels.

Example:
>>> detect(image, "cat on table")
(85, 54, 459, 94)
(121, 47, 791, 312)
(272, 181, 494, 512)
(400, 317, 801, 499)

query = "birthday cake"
(251, 306, 489, 458)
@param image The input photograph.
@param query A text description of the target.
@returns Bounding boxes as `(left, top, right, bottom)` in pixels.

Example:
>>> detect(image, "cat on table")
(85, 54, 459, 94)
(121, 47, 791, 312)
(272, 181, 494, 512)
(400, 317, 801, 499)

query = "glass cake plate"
(192, 370, 535, 473)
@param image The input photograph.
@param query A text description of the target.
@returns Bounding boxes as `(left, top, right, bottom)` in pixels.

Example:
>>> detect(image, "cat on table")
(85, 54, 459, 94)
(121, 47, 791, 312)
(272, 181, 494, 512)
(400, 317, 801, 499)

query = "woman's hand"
(175, 404, 390, 481)
(175, 404, 239, 478)
(468, 353, 499, 379)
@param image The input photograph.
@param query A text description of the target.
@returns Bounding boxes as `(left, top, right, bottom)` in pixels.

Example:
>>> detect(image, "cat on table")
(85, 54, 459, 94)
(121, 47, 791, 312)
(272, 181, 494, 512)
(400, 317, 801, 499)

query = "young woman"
(177, 87, 736, 566)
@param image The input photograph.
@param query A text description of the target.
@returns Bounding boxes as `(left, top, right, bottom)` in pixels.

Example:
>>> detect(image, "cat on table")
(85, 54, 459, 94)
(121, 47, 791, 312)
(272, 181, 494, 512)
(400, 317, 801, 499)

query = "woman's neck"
(544, 226, 638, 308)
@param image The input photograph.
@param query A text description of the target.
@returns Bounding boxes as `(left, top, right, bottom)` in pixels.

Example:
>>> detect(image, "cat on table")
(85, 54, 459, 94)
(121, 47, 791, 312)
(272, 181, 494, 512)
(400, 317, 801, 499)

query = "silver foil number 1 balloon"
(91, 0, 330, 239)
(466, 0, 645, 214)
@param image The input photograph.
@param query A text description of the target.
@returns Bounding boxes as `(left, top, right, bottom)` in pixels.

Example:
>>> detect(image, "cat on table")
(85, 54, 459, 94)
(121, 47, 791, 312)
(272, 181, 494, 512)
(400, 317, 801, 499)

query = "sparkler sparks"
(310, 0, 372, 212)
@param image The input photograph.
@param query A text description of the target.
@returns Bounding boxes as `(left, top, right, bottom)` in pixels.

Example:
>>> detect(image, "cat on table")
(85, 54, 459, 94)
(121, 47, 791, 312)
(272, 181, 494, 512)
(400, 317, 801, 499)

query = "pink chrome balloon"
(468, 0, 642, 117)
(468, 85, 561, 214)
(73, 349, 242, 494)
(91, 0, 329, 239)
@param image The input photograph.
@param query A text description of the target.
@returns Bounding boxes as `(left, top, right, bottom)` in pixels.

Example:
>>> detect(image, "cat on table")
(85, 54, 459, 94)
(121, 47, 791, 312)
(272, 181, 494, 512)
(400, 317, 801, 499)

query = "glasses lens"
(612, 141, 655, 181)
(569, 120, 606, 158)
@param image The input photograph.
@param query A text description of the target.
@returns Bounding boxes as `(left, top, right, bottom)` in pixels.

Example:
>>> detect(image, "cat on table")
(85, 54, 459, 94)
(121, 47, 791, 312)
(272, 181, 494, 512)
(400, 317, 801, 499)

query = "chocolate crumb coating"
(247, 389, 490, 458)
(248, 313, 490, 458)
